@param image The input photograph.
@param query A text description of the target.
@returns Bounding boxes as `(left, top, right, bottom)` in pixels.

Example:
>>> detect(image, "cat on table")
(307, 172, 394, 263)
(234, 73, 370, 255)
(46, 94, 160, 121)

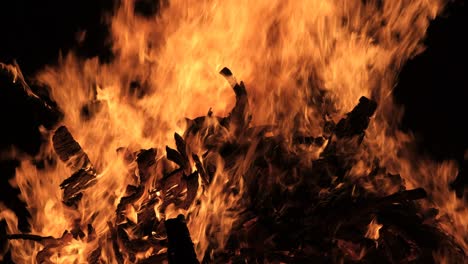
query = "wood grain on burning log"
(52, 126, 97, 207)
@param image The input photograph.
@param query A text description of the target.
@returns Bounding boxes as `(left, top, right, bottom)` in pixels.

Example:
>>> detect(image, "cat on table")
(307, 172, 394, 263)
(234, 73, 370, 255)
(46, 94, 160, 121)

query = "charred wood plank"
(52, 126, 97, 207)
(161, 169, 198, 211)
(116, 149, 155, 222)
(35, 231, 73, 263)
(7, 231, 74, 263)
(166, 146, 187, 170)
(164, 214, 199, 264)
(334, 96, 377, 139)
(116, 149, 156, 211)
(6, 233, 54, 242)
(87, 246, 102, 264)
(174, 133, 189, 166)
(136, 148, 157, 181)
(53, 126, 91, 170)
(0, 220, 8, 259)
(108, 222, 124, 264)
(181, 171, 199, 210)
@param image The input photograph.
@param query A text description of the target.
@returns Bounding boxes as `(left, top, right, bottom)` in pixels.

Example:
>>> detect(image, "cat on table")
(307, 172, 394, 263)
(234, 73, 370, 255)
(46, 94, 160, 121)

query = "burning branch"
(52, 126, 98, 207)
(165, 215, 199, 264)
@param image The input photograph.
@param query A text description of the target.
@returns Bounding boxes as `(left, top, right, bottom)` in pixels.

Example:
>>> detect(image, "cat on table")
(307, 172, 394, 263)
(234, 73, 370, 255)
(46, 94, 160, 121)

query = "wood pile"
(2, 66, 466, 263)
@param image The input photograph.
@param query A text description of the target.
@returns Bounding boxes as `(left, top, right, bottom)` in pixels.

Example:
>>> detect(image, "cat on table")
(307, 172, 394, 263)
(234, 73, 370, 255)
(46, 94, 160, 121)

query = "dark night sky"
(0, 0, 467, 231)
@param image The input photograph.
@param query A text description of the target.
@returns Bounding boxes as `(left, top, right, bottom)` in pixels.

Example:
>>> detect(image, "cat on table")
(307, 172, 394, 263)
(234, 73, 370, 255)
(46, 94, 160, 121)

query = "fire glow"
(0, 0, 467, 263)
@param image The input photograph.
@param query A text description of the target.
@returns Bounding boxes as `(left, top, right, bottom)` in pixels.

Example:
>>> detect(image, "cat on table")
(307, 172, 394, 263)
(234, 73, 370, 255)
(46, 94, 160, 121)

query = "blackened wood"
(61, 168, 97, 207)
(379, 188, 427, 203)
(70, 219, 85, 239)
(0, 219, 8, 258)
(164, 214, 199, 264)
(7, 233, 54, 242)
(174, 133, 189, 166)
(52, 126, 88, 167)
(52, 126, 97, 207)
(136, 148, 157, 181)
(219, 67, 250, 134)
(114, 148, 168, 260)
(116, 149, 154, 222)
(192, 153, 209, 185)
(181, 171, 199, 210)
(34, 231, 73, 264)
(160, 168, 198, 211)
(108, 222, 124, 264)
(166, 146, 187, 170)
(87, 246, 102, 264)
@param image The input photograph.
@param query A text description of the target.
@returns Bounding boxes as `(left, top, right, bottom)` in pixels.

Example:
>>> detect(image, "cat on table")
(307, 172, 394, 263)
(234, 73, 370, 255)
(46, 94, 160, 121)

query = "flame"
(365, 217, 383, 241)
(1, 0, 466, 263)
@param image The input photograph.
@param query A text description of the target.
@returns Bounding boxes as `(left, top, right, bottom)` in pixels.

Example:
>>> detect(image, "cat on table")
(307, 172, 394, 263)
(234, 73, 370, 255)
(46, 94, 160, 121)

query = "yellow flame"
(365, 217, 383, 241)
(2, 0, 466, 263)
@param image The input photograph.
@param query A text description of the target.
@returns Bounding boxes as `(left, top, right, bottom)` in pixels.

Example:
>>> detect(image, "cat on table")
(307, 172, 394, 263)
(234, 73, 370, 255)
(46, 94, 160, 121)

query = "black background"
(0, 0, 467, 255)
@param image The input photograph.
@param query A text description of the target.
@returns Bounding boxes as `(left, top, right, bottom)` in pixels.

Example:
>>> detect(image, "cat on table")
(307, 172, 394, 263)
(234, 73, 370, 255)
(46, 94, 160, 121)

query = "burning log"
(6, 231, 74, 263)
(334, 96, 377, 139)
(87, 246, 102, 264)
(116, 148, 157, 222)
(450, 159, 468, 198)
(164, 214, 199, 264)
(52, 126, 98, 207)
(219, 67, 250, 134)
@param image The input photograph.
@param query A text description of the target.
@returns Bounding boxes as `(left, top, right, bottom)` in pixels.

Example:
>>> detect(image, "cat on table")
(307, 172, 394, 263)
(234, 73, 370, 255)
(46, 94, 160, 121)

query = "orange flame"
(1, 0, 466, 263)
(365, 217, 382, 241)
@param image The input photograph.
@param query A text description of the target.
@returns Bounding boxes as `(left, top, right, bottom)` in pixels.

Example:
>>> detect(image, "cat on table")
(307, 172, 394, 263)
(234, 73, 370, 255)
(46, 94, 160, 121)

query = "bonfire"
(1, 0, 467, 263)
